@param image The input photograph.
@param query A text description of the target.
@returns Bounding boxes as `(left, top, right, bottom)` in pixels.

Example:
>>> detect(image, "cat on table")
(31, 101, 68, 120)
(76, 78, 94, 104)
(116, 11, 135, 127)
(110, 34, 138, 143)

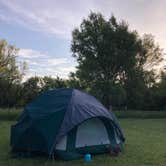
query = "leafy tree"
(0, 39, 26, 107)
(109, 84, 127, 109)
(71, 12, 163, 109)
(0, 39, 26, 83)
(66, 72, 86, 90)
(141, 34, 163, 70)
(22, 76, 43, 104)
(125, 34, 164, 109)
(41, 76, 67, 92)
(22, 76, 67, 105)
(155, 72, 166, 110)
(0, 79, 22, 107)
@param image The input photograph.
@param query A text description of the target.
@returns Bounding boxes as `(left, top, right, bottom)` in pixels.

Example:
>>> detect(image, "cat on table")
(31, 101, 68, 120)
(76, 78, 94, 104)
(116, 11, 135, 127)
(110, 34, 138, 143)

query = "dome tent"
(11, 88, 125, 160)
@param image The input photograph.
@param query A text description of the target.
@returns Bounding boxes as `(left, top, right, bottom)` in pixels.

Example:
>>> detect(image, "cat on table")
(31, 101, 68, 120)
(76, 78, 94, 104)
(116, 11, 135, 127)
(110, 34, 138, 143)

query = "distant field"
(0, 118, 166, 166)
(0, 108, 22, 121)
(0, 108, 166, 121)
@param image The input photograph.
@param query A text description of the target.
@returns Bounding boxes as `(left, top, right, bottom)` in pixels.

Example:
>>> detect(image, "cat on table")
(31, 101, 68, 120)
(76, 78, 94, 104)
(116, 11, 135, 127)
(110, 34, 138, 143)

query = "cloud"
(19, 49, 46, 58)
(0, 0, 108, 39)
(1, 0, 166, 50)
(18, 48, 76, 79)
(0, 0, 95, 39)
(47, 58, 68, 66)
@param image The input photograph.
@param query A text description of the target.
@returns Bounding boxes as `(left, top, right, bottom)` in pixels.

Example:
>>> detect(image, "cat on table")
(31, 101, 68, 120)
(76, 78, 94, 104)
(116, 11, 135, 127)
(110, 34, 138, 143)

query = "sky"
(0, 0, 166, 80)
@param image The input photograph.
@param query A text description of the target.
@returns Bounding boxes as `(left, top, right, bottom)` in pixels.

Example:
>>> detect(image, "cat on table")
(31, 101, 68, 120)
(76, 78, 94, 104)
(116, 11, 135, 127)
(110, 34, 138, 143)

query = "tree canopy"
(71, 12, 164, 108)
(0, 39, 26, 83)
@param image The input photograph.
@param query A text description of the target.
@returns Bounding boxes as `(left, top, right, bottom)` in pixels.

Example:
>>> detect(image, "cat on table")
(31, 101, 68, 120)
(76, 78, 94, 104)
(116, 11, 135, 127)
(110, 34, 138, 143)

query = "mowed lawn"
(0, 119, 166, 166)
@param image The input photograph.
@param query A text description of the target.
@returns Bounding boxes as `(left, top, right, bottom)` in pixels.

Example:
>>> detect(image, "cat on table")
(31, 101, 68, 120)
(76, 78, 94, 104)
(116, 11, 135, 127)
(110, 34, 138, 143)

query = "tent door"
(75, 118, 110, 148)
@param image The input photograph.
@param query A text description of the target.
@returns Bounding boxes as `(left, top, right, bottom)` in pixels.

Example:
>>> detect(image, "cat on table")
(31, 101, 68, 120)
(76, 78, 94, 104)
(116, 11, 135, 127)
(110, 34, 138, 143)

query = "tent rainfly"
(11, 88, 125, 160)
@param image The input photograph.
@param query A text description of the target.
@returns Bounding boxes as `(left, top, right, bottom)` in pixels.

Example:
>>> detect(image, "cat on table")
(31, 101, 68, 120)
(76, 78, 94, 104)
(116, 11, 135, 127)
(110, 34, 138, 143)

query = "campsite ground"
(0, 110, 166, 166)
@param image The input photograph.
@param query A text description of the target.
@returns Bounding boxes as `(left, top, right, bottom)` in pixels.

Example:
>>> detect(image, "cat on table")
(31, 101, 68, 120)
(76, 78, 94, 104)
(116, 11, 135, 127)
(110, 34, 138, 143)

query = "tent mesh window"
(75, 118, 110, 147)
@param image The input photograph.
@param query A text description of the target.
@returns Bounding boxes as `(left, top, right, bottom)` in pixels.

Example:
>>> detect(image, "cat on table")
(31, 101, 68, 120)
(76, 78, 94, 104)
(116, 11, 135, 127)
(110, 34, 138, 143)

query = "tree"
(41, 76, 67, 92)
(0, 39, 26, 83)
(155, 72, 166, 110)
(22, 76, 67, 105)
(22, 76, 43, 104)
(109, 84, 127, 109)
(125, 34, 164, 109)
(71, 12, 163, 109)
(66, 72, 86, 90)
(0, 79, 23, 107)
(0, 39, 26, 107)
(141, 34, 163, 70)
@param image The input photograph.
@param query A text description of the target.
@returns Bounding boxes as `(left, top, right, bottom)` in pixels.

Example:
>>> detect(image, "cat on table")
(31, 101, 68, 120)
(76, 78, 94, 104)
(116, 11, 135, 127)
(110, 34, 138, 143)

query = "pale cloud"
(47, 58, 68, 66)
(18, 48, 76, 79)
(19, 49, 46, 58)
(1, 0, 166, 50)
(0, 0, 92, 39)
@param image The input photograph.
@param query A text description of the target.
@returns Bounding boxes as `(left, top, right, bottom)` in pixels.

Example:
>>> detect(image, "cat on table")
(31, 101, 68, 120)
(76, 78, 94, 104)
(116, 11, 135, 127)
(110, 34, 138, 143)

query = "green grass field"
(0, 118, 166, 166)
(1, 108, 166, 121)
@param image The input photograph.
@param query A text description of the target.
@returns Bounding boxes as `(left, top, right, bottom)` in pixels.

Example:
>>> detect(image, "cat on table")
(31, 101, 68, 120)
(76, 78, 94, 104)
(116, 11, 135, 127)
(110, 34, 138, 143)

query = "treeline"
(0, 12, 166, 110)
(0, 73, 166, 110)
(0, 75, 80, 107)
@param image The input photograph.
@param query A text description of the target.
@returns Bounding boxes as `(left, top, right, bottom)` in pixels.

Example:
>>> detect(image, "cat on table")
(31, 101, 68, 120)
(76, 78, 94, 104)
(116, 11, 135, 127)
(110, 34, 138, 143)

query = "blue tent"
(11, 88, 125, 160)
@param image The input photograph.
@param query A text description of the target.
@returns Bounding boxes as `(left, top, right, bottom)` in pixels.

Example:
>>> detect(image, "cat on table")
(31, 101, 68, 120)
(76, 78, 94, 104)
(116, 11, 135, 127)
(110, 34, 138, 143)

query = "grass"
(1, 108, 166, 121)
(0, 108, 21, 121)
(115, 110, 166, 119)
(0, 118, 166, 166)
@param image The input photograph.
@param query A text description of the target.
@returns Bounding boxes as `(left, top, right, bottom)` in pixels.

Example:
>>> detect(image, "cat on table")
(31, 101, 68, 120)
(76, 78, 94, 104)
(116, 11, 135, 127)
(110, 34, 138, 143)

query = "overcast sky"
(0, 0, 166, 79)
